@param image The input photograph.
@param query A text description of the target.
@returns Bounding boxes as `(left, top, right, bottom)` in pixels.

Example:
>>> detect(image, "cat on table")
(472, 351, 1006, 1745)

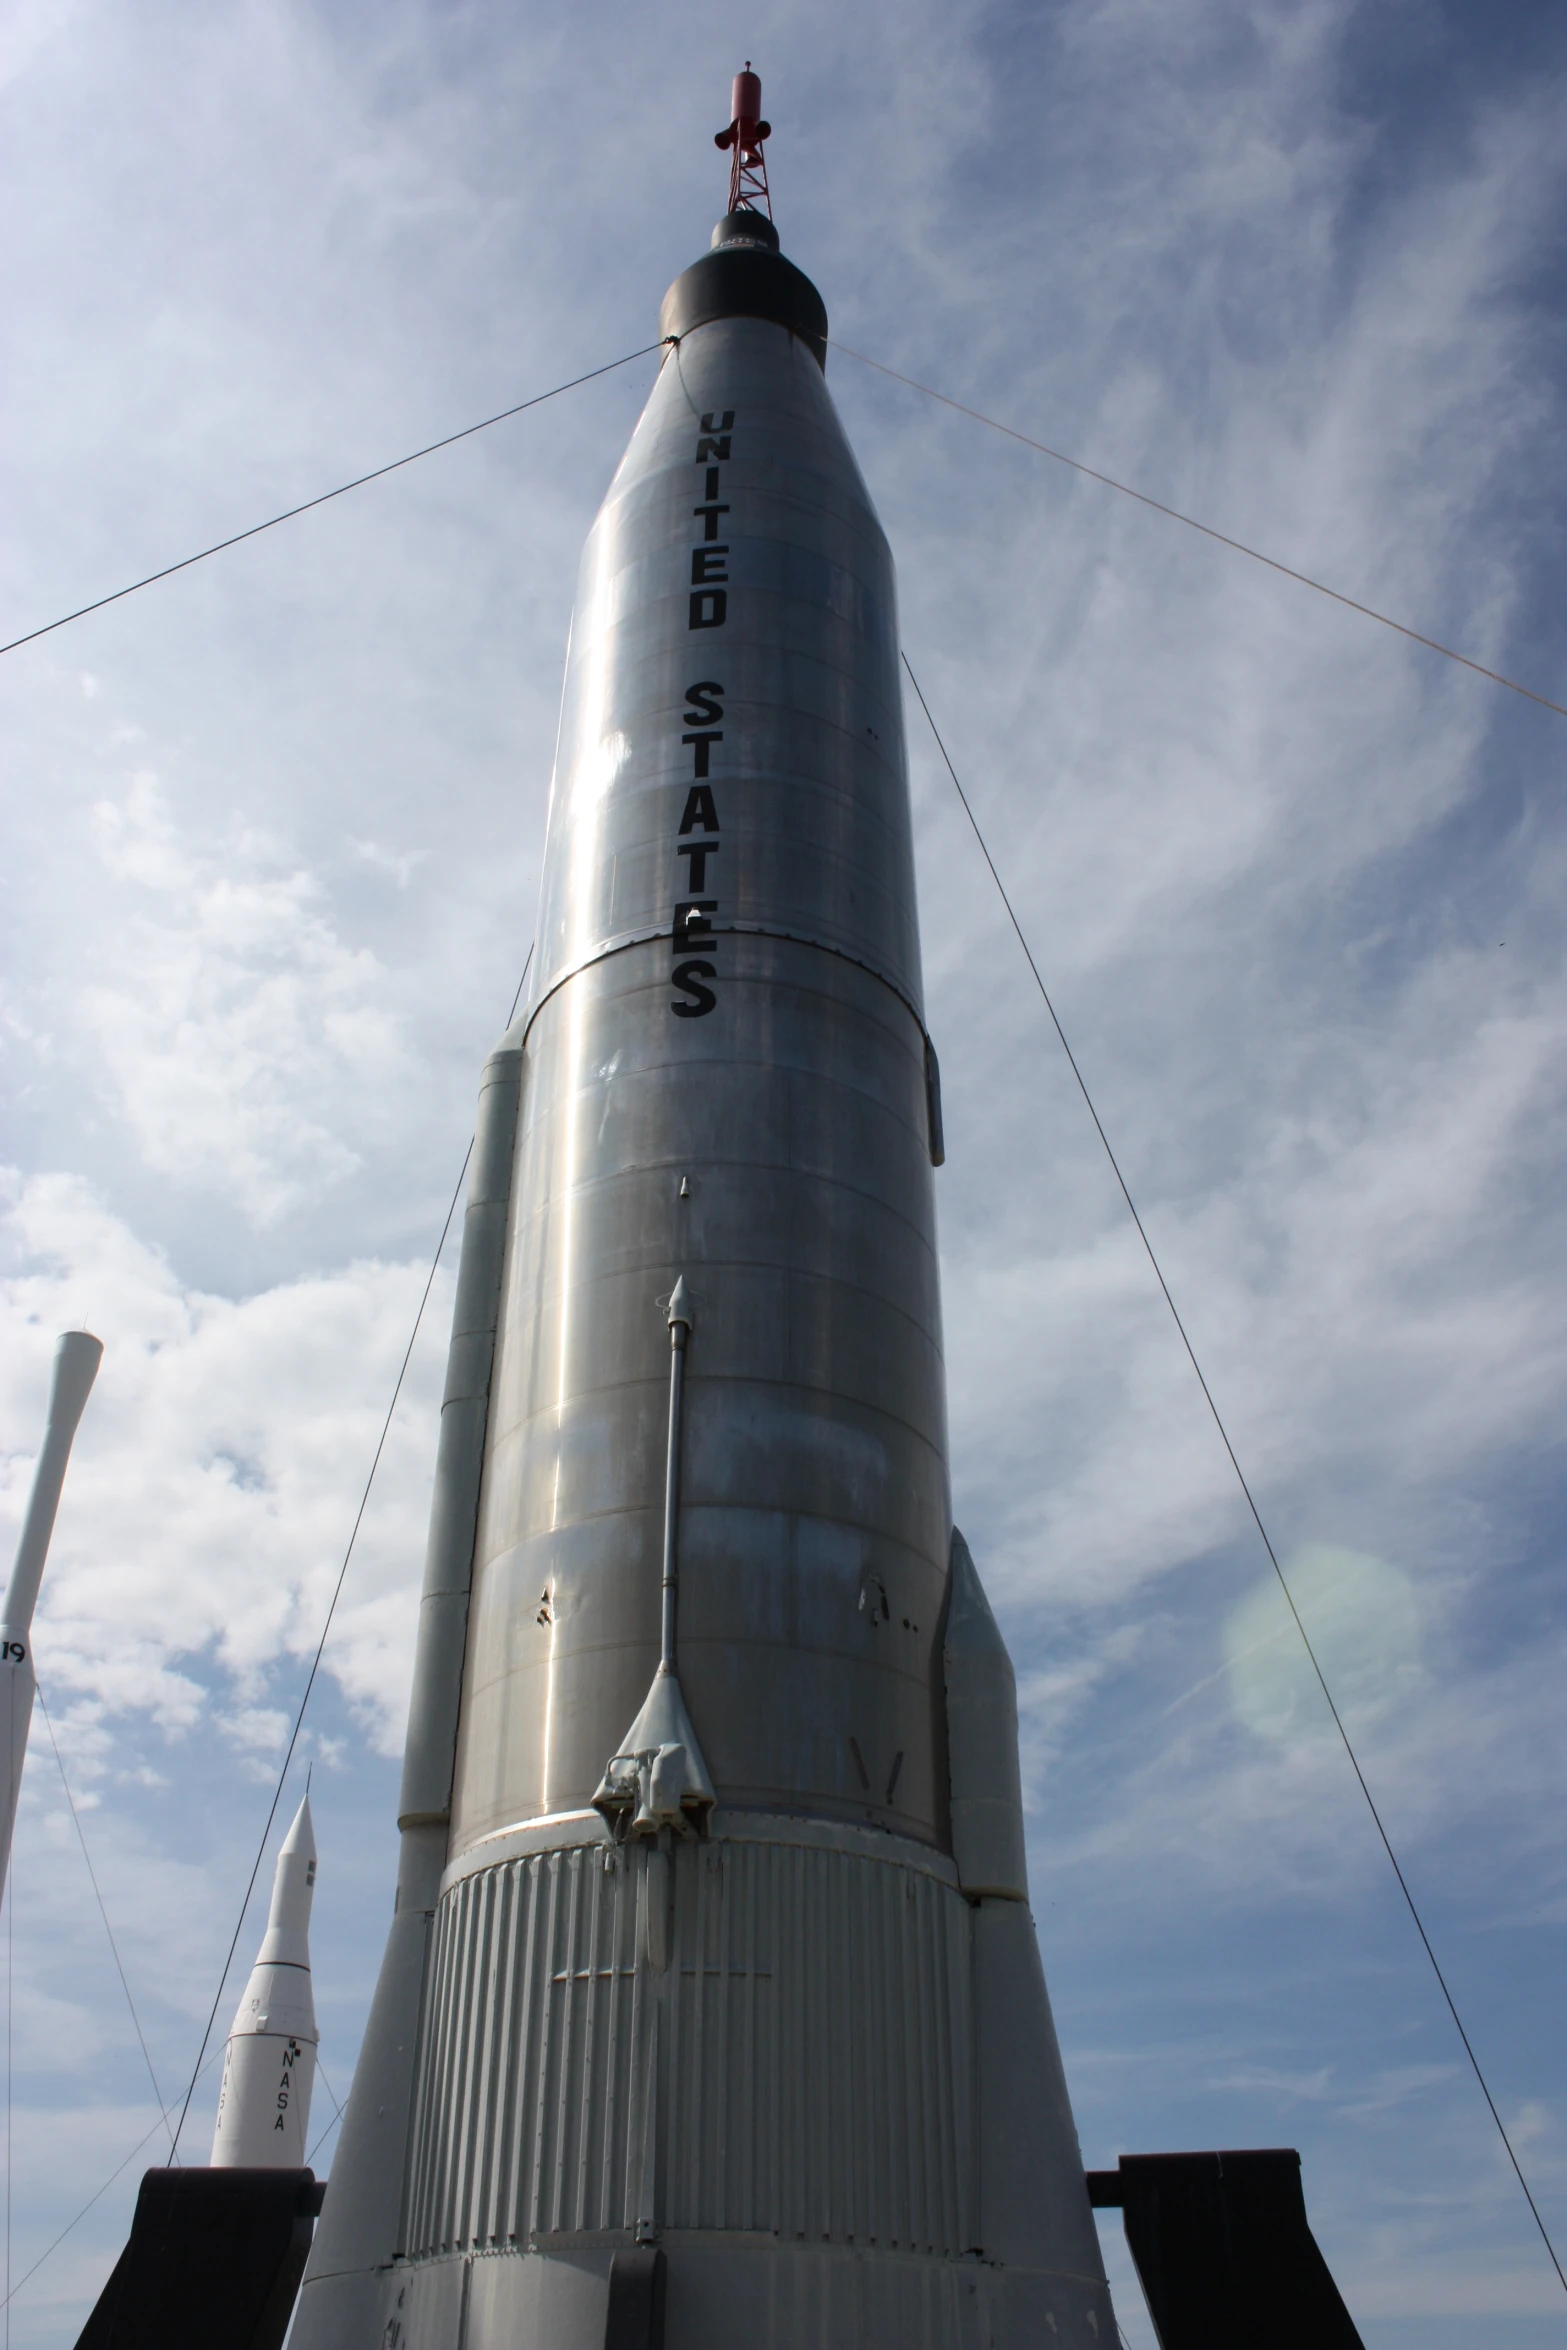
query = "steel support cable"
(306, 2061, 346, 2169)
(0, 351, 661, 658)
(1, 2052, 343, 2315)
(0, 2054, 220, 2316)
(12, 331, 1557, 731)
(836, 346, 1567, 726)
(33, 1683, 172, 2153)
(166, 944, 534, 2163)
(901, 649, 1567, 2298)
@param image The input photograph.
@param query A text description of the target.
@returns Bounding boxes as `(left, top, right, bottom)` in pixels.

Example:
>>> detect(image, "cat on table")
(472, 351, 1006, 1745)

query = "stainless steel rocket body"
(293, 223, 1115, 2350)
(453, 315, 948, 1856)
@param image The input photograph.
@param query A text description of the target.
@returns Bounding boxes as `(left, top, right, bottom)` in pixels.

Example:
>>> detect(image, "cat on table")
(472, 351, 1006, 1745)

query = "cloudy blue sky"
(4, 1, 1566, 2341)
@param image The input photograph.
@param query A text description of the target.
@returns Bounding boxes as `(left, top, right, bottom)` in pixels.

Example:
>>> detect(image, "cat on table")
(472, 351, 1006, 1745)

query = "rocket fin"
(292, 1034, 523, 2340)
(973, 1897, 1117, 2329)
(946, 1532, 1118, 2334)
(944, 1526, 1030, 1899)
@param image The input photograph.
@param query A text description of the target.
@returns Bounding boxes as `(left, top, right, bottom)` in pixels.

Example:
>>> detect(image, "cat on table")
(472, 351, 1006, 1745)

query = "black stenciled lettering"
(681, 729, 722, 777)
(700, 411, 736, 432)
(703, 466, 721, 500)
(677, 840, 720, 890)
(673, 899, 718, 951)
(689, 589, 727, 630)
(695, 435, 731, 462)
(691, 546, 729, 585)
(683, 682, 723, 726)
(692, 501, 730, 540)
(671, 960, 718, 1018)
(679, 785, 720, 834)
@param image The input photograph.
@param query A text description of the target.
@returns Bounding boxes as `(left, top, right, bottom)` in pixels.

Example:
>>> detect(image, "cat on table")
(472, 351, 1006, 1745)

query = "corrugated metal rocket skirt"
(389, 1818, 1104, 2349)
(406, 1822, 971, 2256)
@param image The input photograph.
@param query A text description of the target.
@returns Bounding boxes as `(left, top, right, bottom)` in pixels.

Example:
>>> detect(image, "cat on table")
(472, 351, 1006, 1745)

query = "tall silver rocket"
(295, 71, 1116, 2350)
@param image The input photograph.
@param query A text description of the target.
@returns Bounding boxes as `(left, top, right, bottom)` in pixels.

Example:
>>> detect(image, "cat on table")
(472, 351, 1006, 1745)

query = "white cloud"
(348, 836, 429, 888)
(0, 1168, 444, 1753)
(79, 776, 408, 1224)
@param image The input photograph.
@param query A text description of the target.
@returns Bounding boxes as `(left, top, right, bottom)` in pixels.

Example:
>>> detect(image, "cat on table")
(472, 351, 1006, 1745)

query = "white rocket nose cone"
(258, 1791, 317, 1962)
(280, 1790, 316, 1872)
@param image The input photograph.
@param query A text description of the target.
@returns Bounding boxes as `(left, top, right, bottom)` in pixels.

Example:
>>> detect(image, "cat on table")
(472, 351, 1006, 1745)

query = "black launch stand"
(73, 2166, 324, 2350)
(1088, 2149, 1363, 2348)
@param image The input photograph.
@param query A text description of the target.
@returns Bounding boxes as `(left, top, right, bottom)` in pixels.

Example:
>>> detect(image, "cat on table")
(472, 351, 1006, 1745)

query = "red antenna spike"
(713, 60, 772, 219)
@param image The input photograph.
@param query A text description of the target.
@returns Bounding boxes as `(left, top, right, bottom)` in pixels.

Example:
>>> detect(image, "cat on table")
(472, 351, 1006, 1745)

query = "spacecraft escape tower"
(294, 73, 1116, 2350)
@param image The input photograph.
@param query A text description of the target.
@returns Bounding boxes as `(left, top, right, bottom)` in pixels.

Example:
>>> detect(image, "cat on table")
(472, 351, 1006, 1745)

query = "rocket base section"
(359, 1813, 1113, 2348)
(385, 2236, 1095, 2349)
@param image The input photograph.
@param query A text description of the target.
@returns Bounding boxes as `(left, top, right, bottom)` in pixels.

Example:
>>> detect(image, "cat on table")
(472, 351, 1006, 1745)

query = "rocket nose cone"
(280, 1792, 316, 1863)
(262, 1791, 318, 1949)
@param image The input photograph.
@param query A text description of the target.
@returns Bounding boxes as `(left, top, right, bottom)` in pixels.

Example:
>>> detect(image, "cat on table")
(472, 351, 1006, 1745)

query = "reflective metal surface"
(526, 322, 923, 1021)
(449, 313, 949, 1857)
(295, 259, 1116, 2350)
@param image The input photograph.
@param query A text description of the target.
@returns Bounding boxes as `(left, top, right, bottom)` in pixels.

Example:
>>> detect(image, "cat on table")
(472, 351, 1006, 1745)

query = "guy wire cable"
(306, 2068, 346, 2171)
(901, 647, 1567, 2298)
(0, 2054, 222, 2316)
(837, 346, 1567, 725)
(166, 943, 534, 2162)
(0, 350, 662, 658)
(33, 1683, 172, 2153)
(7, 333, 1563, 734)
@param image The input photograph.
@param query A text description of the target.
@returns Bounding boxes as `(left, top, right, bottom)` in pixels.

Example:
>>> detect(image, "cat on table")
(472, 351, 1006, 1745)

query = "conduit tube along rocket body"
(296, 97, 1114, 2350)
(211, 1793, 319, 2167)
(0, 1331, 102, 1902)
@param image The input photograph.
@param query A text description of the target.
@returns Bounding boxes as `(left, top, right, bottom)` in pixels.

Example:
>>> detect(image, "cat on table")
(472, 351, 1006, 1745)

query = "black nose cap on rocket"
(659, 219, 828, 370)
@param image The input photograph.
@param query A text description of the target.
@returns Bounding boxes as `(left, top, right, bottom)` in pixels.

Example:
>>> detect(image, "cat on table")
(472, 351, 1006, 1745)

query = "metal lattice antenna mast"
(714, 62, 772, 216)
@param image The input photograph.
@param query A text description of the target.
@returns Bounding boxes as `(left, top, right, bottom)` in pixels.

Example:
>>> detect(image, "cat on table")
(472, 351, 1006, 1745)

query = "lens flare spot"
(1224, 1543, 1421, 1743)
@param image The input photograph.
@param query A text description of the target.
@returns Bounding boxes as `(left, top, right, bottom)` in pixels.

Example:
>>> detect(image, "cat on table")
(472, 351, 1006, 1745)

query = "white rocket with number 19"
(1, 1330, 103, 1906)
(211, 1792, 319, 2167)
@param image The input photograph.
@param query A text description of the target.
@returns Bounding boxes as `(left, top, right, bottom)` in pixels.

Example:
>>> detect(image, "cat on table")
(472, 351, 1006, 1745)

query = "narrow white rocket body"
(0, 1330, 103, 1902)
(211, 1793, 319, 2167)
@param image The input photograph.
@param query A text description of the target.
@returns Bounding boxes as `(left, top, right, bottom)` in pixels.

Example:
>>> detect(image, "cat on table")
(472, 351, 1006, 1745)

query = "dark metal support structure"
(73, 2166, 324, 2350)
(604, 2246, 666, 2350)
(1086, 2150, 1363, 2349)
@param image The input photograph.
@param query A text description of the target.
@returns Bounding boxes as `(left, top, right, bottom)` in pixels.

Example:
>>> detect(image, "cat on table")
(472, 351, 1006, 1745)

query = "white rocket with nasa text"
(211, 1792, 319, 2168)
